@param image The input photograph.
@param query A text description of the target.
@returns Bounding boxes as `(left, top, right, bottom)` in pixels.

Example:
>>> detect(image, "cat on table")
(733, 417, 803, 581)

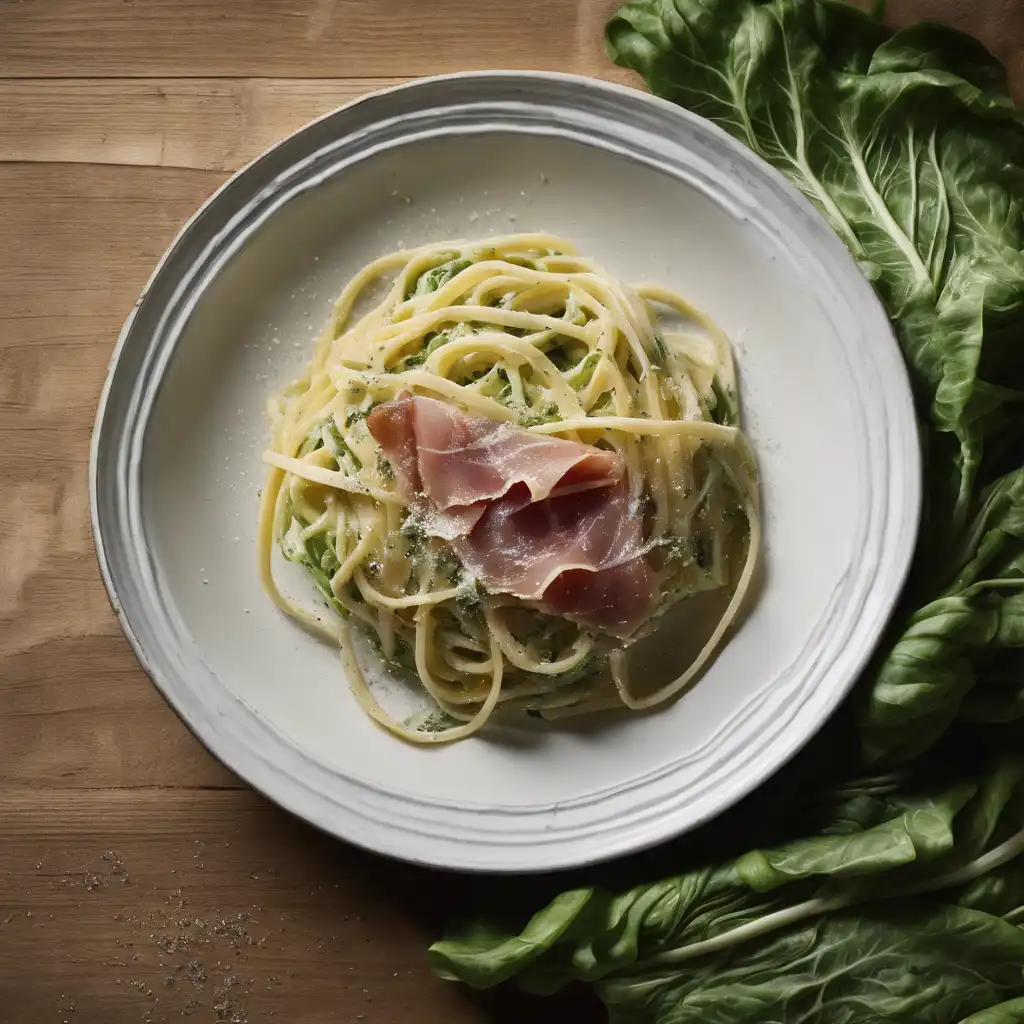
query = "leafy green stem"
(635, 825, 1024, 972)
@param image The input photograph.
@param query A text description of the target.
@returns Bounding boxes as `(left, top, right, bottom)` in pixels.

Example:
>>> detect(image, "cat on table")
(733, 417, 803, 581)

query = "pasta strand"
(258, 235, 760, 743)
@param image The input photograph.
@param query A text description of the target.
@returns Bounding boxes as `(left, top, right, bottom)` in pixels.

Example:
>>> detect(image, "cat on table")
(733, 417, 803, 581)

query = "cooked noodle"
(258, 234, 760, 743)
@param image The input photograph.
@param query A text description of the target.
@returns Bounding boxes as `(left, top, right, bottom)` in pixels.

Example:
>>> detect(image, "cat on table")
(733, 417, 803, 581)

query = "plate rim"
(90, 70, 922, 872)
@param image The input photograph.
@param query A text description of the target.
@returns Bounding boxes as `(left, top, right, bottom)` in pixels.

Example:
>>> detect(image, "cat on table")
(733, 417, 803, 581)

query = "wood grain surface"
(0, 2, 1020, 1021)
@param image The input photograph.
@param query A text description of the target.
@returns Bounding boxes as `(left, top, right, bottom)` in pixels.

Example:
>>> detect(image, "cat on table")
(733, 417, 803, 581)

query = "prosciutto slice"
(367, 395, 655, 638)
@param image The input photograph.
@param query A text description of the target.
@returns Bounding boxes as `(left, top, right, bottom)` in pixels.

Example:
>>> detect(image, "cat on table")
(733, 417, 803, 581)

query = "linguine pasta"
(258, 234, 760, 744)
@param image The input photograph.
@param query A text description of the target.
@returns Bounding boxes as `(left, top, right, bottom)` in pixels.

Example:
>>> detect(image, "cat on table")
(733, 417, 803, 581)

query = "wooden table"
(1, 2, 1021, 1021)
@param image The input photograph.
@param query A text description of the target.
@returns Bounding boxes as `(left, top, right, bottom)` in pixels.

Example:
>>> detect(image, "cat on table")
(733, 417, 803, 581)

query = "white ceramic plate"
(91, 73, 920, 872)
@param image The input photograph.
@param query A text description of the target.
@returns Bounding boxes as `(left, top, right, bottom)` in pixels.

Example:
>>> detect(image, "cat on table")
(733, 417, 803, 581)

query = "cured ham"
(368, 395, 656, 638)
(366, 394, 620, 522)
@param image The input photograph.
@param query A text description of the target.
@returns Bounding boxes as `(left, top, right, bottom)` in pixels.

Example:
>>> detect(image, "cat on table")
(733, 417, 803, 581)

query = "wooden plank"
(0, 69, 637, 172)
(1, 0, 1018, 88)
(0, 789, 600, 1022)
(0, 163, 235, 790)
(0, 78, 405, 171)
(0, 163, 225, 320)
(0, 164, 222, 473)
(0, 635, 241, 789)
(0, 0, 623, 79)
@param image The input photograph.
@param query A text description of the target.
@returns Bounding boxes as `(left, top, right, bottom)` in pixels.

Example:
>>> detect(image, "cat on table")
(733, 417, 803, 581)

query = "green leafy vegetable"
(961, 999, 1024, 1024)
(432, 749, 1024, 1020)
(279, 507, 342, 611)
(594, 906, 1024, 1024)
(323, 416, 362, 471)
(472, 363, 563, 425)
(864, 601, 1024, 762)
(564, 292, 589, 327)
(710, 378, 739, 427)
(430, 3, 1024, 1021)
(407, 257, 473, 299)
(519, 401, 563, 427)
(567, 350, 603, 389)
(390, 327, 464, 373)
(606, 0, 1024, 549)
(862, 467, 1024, 765)
(960, 858, 1024, 922)
(344, 401, 380, 428)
